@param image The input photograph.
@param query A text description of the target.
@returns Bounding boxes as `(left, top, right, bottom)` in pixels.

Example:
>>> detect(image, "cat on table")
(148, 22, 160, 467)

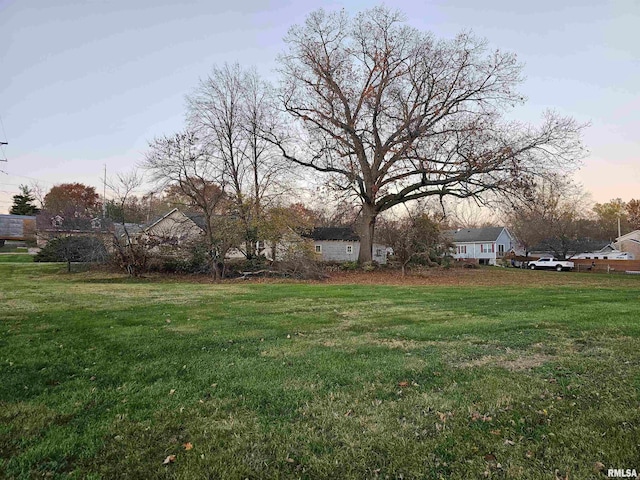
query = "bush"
(146, 248, 211, 275)
(274, 242, 325, 280)
(231, 256, 270, 272)
(34, 236, 107, 263)
(340, 261, 360, 271)
(361, 261, 378, 272)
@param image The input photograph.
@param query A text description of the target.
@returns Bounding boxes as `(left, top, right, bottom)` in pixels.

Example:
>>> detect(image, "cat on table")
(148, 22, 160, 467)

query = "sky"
(0, 0, 638, 214)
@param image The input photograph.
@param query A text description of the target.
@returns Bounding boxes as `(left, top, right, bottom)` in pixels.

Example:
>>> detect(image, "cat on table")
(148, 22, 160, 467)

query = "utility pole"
(102, 164, 107, 219)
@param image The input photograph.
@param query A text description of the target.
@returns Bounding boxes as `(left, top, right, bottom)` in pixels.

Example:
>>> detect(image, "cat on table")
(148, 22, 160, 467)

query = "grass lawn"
(0, 254, 33, 263)
(0, 265, 638, 479)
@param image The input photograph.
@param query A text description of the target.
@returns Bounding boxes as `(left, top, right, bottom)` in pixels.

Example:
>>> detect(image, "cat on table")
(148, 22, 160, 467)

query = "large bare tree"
(273, 6, 585, 263)
(186, 64, 286, 258)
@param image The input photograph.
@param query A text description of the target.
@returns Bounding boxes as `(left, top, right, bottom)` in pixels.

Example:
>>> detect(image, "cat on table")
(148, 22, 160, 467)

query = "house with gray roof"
(446, 226, 517, 265)
(305, 227, 388, 264)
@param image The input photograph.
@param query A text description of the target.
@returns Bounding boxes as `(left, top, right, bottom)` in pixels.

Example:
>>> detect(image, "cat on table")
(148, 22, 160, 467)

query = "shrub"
(361, 261, 378, 272)
(340, 261, 360, 271)
(35, 236, 108, 272)
(274, 242, 325, 280)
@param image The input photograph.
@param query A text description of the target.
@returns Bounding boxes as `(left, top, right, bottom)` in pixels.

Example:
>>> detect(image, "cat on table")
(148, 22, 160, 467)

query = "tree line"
(140, 6, 585, 264)
(12, 5, 617, 272)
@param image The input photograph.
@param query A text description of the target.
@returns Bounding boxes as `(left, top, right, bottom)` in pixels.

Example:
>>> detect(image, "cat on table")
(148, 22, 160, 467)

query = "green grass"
(0, 254, 33, 263)
(0, 245, 29, 254)
(1, 265, 639, 479)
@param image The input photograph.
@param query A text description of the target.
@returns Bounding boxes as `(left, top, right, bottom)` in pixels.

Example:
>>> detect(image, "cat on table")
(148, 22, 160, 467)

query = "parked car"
(528, 257, 574, 272)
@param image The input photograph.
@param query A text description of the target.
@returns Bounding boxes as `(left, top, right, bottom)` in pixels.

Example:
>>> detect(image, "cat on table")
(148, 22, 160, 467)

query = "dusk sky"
(1, 0, 638, 213)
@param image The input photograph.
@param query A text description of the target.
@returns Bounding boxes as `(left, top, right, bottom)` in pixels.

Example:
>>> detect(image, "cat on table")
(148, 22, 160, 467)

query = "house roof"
(445, 226, 506, 243)
(144, 209, 231, 233)
(185, 213, 206, 231)
(617, 229, 640, 242)
(114, 223, 145, 237)
(144, 208, 180, 231)
(307, 227, 359, 242)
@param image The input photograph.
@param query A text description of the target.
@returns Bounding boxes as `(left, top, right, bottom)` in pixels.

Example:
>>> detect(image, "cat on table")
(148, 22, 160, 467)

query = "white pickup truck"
(528, 257, 574, 272)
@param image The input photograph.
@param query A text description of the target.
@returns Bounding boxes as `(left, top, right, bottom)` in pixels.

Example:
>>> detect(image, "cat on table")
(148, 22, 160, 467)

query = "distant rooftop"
(307, 227, 359, 242)
(445, 226, 505, 243)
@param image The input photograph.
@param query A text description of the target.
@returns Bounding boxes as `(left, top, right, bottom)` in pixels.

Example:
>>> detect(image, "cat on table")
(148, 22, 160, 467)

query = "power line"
(3, 172, 55, 186)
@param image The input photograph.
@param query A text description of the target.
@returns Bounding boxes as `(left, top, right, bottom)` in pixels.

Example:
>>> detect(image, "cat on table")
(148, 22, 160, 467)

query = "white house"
(572, 245, 635, 260)
(613, 230, 640, 259)
(447, 226, 517, 265)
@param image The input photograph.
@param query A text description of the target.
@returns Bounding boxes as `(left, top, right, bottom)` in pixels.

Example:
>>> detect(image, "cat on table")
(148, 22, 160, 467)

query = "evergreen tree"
(9, 185, 40, 215)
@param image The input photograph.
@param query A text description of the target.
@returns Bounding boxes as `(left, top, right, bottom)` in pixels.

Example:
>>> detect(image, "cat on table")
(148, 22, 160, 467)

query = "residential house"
(447, 226, 517, 265)
(35, 214, 111, 248)
(571, 243, 635, 260)
(306, 227, 388, 264)
(613, 230, 640, 259)
(137, 210, 390, 264)
(0, 214, 36, 246)
(139, 208, 247, 258)
(140, 208, 203, 245)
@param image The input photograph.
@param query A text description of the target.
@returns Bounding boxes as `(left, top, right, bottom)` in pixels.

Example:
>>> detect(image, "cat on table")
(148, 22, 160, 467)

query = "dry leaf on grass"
(183, 442, 193, 451)
(162, 455, 176, 465)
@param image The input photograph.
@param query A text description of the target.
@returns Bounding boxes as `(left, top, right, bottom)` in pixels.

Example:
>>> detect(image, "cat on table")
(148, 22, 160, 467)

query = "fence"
(571, 258, 640, 273)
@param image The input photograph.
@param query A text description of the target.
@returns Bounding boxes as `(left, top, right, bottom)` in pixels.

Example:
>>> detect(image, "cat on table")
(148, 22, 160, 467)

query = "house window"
(457, 245, 467, 254)
(346, 245, 353, 254)
(481, 243, 493, 253)
(498, 244, 504, 255)
(375, 248, 383, 256)
(315, 245, 322, 253)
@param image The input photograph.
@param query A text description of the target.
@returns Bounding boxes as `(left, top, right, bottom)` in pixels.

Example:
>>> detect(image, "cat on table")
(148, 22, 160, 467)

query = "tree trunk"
(245, 239, 254, 260)
(357, 203, 377, 264)
(210, 255, 221, 282)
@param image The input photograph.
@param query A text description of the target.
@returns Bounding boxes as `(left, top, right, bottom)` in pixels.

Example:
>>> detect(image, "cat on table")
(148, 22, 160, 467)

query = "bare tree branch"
(274, 6, 586, 262)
